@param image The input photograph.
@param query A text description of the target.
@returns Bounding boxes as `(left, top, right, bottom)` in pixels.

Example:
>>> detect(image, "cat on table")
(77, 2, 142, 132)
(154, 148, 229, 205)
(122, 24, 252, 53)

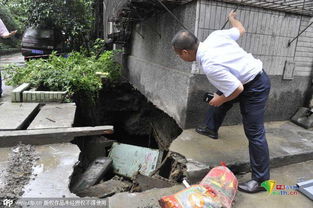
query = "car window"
(24, 29, 54, 39)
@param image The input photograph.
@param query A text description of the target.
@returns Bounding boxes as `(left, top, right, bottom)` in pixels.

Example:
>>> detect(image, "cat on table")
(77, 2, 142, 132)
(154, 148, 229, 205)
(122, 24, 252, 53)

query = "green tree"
(1, 0, 96, 51)
(0, 2, 21, 48)
(25, 0, 94, 50)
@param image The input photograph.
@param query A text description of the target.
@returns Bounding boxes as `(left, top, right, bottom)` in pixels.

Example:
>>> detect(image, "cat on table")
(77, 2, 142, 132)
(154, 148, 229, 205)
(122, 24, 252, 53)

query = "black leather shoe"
(195, 126, 218, 139)
(238, 180, 266, 193)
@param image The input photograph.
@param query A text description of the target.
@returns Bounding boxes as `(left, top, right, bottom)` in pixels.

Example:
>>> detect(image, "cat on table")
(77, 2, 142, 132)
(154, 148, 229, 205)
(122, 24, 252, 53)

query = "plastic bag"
(159, 166, 238, 208)
(200, 166, 238, 208)
(159, 185, 222, 208)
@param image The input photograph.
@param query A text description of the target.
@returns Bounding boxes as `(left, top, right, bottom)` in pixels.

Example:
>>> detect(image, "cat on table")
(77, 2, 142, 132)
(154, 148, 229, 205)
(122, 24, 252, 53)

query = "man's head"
(171, 30, 199, 62)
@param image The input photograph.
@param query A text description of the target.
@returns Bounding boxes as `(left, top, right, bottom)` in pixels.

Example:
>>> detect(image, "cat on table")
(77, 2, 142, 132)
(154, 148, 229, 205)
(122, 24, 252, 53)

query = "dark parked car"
(21, 28, 65, 60)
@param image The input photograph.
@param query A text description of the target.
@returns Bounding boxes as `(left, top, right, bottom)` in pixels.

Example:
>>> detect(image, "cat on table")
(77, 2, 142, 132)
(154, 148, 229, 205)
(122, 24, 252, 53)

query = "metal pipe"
(221, 5, 239, 29)
(155, 0, 193, 33)
(288, 21, 313, 47)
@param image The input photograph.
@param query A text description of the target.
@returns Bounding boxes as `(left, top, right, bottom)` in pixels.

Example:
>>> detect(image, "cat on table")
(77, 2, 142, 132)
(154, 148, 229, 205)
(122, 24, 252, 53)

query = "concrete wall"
(127, 2, 197, 127)
(126, 0, 313, 128)
(184, 0, 313, 128)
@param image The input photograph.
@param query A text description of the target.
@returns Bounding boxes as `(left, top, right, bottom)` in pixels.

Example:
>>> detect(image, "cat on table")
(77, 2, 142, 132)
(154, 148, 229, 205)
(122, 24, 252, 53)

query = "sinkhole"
(69, 80, 186, 198)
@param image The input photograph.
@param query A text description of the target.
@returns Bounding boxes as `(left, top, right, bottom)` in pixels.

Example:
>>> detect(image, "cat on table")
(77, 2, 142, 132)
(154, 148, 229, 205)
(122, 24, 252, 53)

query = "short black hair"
(171, 30, 199, 50)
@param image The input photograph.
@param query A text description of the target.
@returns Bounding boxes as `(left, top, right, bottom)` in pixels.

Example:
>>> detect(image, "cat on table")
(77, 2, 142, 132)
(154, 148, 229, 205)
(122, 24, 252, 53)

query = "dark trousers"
(204, 71, 271, 182)
(0, 55, 1, 94)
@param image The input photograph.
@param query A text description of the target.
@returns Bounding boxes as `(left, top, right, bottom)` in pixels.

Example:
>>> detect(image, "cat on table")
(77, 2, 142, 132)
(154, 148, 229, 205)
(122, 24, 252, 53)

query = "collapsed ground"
(70, 79, 186, 197)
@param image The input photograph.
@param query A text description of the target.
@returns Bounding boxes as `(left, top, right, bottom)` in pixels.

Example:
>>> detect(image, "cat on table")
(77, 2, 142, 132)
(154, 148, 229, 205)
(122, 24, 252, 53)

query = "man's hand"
(228, 10, 245, 36)
(2, 30, 17, 39)
(228, 10, 237, 20)
(209, 93, 226, 107)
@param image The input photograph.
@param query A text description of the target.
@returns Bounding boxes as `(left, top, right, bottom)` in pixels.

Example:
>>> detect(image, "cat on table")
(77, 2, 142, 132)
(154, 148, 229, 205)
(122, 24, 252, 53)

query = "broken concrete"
(76, 177, 131, 198)
(170, 121, 313, 183)
(134, 174, 175, 192)
(22, 143, 80, 198)
(71, 157, 113, 193)
(107, 160, 313, 208)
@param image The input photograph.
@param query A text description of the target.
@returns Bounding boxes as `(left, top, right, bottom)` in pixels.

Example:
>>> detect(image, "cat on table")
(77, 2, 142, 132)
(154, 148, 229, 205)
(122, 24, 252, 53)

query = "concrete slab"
(28, 103, 76, 129)
(235, 160, 313, 208)
(108, 185, 184, 208)
(170, 121, 313, 182)
(0, 102, 39, 130)
(107, 161, 313, 208)
(22, 143, 80, 198)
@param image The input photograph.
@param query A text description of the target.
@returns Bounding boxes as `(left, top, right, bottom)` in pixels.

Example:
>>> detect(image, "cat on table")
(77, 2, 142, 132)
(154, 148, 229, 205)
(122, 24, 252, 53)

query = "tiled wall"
(196, 0, 313, 77)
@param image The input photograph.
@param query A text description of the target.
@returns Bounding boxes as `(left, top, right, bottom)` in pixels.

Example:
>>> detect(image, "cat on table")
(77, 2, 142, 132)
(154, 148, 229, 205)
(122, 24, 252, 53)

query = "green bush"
(4, 51, 121, 100)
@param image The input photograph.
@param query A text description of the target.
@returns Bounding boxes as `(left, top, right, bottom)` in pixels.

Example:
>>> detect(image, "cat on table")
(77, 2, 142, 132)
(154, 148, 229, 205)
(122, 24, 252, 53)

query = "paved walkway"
(170, 121, 313, 182)
(108, 160, 313, 208)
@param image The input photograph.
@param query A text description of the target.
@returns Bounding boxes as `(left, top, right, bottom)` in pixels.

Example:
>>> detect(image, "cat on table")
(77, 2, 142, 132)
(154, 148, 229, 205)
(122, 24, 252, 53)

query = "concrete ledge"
(170, 121, 313, 183)
(22, 91, 66, 103)
(11, 83, 30, 102)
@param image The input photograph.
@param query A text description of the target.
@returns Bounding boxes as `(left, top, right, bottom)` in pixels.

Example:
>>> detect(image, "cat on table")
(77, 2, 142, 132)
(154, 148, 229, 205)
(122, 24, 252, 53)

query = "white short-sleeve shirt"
(196, 27, 263, 97)
(0, 19, 9, 37)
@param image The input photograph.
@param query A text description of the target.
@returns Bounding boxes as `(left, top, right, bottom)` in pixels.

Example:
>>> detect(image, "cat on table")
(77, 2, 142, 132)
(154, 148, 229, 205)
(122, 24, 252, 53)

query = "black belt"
(244, 70, 264, 87)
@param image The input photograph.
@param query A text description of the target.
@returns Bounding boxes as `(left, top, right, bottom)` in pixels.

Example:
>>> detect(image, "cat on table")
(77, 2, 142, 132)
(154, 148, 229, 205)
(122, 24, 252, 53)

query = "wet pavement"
(22, 143, 80, 198)
(0, 143, 80, 199)
(170, 121, 313, 183)
(107, 160, 313, 208)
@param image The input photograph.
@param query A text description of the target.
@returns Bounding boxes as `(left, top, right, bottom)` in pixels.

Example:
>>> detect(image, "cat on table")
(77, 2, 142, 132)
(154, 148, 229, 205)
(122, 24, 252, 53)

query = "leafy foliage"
(1, 0, 95, 50)
(4, 51, 121, 100)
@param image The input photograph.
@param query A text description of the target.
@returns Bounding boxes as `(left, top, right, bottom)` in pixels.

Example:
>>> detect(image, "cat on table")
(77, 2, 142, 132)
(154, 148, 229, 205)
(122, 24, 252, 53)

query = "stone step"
(169, 121, 313, 183)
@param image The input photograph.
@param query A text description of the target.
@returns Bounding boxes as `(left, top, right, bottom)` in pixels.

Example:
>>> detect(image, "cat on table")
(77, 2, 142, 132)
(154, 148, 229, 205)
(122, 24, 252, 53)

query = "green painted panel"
(109, 143, 162, 178)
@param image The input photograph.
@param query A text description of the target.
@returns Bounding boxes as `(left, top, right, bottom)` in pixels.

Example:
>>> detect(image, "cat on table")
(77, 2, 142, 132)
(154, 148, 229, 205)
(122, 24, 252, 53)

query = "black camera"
(203, 92, 214, 103)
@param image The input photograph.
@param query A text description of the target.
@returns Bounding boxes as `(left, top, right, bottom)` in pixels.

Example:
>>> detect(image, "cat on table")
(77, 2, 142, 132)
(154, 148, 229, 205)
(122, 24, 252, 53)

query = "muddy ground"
(0, 144, 39, 199)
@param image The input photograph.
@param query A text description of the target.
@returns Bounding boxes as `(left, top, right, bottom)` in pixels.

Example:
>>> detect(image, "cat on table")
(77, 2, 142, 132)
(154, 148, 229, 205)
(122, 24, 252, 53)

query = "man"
(171, 10, 271, 193)
(0, 18, 17, 98)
